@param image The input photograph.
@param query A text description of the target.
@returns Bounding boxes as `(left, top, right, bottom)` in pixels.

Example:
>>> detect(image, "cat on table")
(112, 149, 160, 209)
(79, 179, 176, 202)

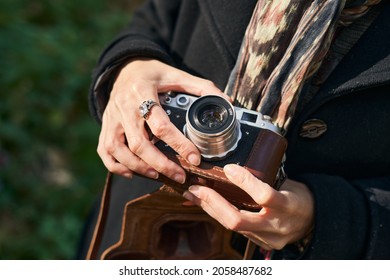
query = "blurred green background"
(0, 0, 143, 259)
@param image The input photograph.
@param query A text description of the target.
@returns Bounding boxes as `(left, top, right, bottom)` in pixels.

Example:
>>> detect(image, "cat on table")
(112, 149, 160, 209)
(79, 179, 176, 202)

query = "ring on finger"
(139, 99, 159, 120)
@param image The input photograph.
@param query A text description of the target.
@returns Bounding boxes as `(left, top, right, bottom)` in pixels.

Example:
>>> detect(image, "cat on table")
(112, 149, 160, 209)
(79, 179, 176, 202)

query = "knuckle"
(197, 81, 216, 95)
(127, 136, 144, 154)
(113, 90, 129, 105)
(203, 79, 216, 88)
(105, 162, 116, 172)
(129, 82, 145, 95)
(258, 187, 276, 205)
(96, 144, 104, 155)
(103, 140, 117, 154)
(260, 192, 273, 205)
(237, 171, 253, 189)
(156, 167, 169, 175)
(172, 140, 194, 157)
(103, 159, 117, 172)
(240, 172, 251, 187)
(151, 156, 171, 174)
(225, 215, 243, 231)
(197, 189, 211, 203)
(152, 119, 171, 138)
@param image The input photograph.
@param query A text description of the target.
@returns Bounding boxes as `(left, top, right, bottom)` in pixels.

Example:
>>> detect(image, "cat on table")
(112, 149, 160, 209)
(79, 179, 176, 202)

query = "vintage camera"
(157, 92, 281, 164)
(155, 92, 287, 210)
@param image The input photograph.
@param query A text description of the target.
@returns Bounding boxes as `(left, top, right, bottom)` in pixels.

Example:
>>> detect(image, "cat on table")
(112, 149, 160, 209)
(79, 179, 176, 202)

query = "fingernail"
(183, 191, 194, 201)
(188, 185, 200, 197)
(123, 172, 133, 179)
(187, 153, 201, 166)
(174, 173, 186, 184)
(146, 169, 159, 179)
(224, 164, 238, 177)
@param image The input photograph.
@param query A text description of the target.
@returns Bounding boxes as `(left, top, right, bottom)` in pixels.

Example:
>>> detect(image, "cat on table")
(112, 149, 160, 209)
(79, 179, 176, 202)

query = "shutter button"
(299, 119, 327, 138)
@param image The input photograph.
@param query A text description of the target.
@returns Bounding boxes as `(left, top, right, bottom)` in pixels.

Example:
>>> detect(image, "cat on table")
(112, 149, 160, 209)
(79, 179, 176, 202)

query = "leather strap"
(86, 172, 113, 260)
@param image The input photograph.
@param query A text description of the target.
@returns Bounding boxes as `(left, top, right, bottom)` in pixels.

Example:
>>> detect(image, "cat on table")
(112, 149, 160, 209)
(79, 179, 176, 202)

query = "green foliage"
(0, 0, 138, 259)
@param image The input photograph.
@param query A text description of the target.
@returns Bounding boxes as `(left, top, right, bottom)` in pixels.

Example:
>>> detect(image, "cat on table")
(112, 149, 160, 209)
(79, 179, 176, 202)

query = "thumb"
(224, 164, 285, 208)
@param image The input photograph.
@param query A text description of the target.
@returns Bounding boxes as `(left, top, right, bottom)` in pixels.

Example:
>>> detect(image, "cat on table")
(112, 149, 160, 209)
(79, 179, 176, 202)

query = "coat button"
(299, 119, 327, 139)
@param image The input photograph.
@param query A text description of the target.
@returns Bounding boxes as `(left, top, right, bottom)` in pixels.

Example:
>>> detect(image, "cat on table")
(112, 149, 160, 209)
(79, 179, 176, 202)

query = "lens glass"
(197, 105, 227, 129)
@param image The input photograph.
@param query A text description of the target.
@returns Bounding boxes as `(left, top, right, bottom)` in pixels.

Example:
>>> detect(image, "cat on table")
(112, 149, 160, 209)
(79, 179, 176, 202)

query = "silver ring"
(139, 99, 159, 120)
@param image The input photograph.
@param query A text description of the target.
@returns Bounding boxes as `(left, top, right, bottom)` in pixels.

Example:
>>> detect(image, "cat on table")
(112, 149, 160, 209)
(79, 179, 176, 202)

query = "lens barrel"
(185, 95, 241, 160)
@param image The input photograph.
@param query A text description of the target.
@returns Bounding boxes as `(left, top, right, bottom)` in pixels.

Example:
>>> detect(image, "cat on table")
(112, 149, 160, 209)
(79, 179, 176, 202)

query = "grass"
(0, 0, 142, 259)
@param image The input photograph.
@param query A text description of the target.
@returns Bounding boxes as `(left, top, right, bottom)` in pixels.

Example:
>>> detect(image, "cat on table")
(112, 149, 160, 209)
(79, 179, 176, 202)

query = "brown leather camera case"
(158, 128, 287, 211)
(87, 128, 287, 260)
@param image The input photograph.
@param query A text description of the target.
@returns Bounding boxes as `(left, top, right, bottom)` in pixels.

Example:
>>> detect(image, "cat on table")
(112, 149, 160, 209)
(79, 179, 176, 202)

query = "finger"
(184, 185, 287, 236)
(110, 142, 159, 179)
(124, 125, 187, 184)
(99, 110, 160, 180)
(97, 115, 129, 175)
(182, 200, 197, 207)
(98, 150, 133, 179)
(121, 59, 227, 99)
(98, 110, 158, 176)
(97, 130, 132, 178)
(224, 164, 287, 209)
(183, 185, 272, 232)
(157, 69, 231, 101)
(146, 105, 201, 165)
(110, 88, 187, 183)
(183, 186, 238, 230)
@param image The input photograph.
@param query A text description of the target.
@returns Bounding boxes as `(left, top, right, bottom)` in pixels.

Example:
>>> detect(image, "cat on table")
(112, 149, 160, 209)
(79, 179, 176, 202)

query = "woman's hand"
(183, 164, 314, 250)
(97, 59, 226, 182)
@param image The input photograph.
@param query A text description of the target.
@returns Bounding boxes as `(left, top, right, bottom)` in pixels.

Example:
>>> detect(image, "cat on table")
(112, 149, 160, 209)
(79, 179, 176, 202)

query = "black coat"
(89, 0, 390, 259)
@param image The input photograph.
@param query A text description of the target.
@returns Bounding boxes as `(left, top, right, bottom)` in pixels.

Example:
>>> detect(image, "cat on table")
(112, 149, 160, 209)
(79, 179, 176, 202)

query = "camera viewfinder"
(242, 112, 258, 123)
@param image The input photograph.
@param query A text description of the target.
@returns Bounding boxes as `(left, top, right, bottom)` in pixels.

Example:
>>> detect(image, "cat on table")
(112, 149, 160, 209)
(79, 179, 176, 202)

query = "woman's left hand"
(183, 164, 314, 250)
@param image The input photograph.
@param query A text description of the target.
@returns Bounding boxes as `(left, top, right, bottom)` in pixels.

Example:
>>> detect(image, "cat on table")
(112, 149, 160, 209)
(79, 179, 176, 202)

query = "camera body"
(154, 92, 287, 210)
(157, 92, 281, 167)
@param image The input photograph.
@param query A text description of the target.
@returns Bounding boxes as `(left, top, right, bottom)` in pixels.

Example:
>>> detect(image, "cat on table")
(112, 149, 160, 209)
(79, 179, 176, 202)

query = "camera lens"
(197, 104, 227, 129)
(185, 95, 241, 160)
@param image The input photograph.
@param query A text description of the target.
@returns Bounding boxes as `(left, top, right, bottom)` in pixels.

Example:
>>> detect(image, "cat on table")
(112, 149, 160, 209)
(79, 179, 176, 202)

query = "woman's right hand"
(97, 59, 226, 183)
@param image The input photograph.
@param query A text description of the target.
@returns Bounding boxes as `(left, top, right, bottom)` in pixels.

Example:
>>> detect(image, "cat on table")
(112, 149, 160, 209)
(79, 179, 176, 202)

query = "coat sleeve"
(277, 174, 390, 259)
(88, 0, 183, 122)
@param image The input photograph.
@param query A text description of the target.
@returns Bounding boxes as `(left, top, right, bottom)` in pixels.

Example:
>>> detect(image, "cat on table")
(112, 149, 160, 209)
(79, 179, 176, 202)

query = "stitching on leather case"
(175, 157, 260, 209)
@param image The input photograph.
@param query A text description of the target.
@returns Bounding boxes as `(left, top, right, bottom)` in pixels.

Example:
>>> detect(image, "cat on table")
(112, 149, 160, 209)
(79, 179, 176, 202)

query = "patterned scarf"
(225, 0, 381, 131)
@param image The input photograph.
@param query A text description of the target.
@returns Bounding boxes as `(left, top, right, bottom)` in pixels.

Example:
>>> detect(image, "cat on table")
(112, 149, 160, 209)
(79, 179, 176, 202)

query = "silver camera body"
(158, 92, 281, 162)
